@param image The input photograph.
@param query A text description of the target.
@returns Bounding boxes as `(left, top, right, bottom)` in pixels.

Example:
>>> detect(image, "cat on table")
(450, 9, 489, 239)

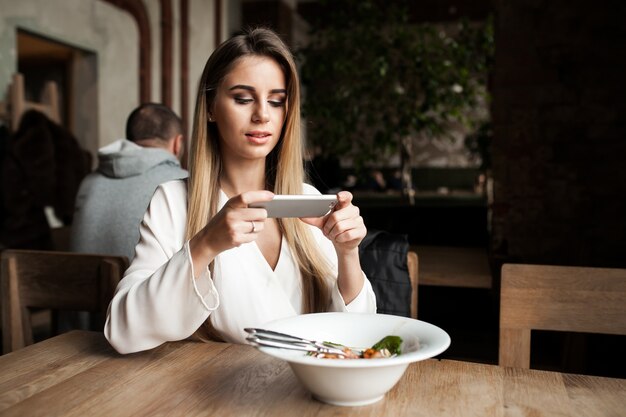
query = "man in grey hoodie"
(70, 103, 188, 261)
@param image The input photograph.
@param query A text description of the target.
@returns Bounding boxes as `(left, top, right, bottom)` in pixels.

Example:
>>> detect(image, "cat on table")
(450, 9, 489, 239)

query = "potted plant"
(298, 0, 494, 204)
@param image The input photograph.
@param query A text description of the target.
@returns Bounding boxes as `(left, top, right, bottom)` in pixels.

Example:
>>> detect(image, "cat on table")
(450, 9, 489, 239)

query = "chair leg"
(499, 328, 531, 368)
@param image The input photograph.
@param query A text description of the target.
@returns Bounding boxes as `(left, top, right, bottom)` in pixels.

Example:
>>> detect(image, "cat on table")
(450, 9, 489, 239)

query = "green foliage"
(371, 335, 403, 355)
(298, 0, 494, 172)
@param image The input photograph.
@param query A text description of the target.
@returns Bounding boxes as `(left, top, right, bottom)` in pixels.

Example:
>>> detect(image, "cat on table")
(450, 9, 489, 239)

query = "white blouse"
(104, 180, 377, 354)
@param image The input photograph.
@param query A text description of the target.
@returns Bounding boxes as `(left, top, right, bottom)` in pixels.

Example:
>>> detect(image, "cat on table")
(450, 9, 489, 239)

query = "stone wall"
(491, 0, 626, 268)
(0, 0, 137, 155)
(0, 0, 216, 152)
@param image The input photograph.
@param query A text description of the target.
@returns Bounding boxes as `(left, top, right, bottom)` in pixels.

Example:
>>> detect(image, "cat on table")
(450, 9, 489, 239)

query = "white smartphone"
(249, 195, 338, 218)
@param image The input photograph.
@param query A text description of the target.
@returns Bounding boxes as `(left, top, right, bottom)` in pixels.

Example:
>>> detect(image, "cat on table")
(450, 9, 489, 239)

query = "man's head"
(126, 103, 184, 159)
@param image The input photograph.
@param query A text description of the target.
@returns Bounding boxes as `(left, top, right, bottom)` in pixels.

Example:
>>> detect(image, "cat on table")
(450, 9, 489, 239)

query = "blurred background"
(1, 0, 625, 375)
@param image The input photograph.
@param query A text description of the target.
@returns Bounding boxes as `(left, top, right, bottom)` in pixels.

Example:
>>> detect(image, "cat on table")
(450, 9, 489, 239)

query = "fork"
(244, 328, 355, 356)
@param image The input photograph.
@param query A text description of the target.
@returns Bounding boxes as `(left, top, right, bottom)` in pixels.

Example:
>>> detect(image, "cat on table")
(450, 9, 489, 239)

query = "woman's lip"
(246, 132, 271, 144)
(246, 131, 271, 137)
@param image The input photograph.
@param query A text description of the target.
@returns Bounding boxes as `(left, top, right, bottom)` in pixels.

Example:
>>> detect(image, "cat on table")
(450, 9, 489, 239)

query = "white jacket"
(105, 180, 376, 353)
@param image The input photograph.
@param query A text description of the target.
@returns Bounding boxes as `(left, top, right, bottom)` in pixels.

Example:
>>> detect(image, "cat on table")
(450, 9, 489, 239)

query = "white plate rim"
(254, 312, 451, 369)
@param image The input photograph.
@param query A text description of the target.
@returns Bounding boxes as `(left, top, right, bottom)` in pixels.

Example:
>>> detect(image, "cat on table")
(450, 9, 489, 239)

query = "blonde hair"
(187, 28, 333, 336)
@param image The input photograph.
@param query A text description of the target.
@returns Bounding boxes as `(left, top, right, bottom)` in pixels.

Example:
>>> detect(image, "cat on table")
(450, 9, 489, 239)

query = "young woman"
(105, 27, 376, 354)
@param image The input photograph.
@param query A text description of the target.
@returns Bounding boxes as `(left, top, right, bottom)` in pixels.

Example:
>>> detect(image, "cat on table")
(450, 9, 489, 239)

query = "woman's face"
(211, 55, 287, 163)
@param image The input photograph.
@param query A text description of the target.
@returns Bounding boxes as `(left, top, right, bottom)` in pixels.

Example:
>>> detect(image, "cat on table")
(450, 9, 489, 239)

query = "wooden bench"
(412, 245, 491, 289)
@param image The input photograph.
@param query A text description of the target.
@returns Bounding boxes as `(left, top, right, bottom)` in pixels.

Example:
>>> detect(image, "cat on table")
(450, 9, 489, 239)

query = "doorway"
(17, 29, 99, 160)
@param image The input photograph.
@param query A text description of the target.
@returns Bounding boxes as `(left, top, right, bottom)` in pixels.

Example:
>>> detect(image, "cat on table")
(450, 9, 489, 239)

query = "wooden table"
(1, 331, 625, 416)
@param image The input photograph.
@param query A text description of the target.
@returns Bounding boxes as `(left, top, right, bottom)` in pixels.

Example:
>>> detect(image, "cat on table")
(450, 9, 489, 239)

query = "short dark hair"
(125, 103, 183, 142)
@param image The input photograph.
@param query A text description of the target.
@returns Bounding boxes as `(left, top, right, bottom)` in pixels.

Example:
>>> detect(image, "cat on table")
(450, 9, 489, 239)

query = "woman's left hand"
(300, 191, 366, 254)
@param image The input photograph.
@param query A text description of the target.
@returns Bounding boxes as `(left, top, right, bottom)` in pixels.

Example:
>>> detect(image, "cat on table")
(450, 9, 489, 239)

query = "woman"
(105, 27, 376, 354)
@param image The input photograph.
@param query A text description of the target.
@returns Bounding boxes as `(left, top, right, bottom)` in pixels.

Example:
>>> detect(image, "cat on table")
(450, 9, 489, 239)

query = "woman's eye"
(269, 99, 286, 108)
(234, 97, 253, 104)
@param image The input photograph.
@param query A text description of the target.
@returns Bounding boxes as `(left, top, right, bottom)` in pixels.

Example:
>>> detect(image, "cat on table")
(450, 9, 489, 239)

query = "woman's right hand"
(189, 190, 274, 270)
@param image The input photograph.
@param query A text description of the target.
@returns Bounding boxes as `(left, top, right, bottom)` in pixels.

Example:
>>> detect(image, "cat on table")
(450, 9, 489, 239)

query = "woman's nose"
(252, 102, 270, 123)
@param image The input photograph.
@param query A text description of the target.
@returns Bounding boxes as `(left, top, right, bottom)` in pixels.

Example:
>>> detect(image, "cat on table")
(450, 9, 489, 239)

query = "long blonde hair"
(186, 28, 333, 319)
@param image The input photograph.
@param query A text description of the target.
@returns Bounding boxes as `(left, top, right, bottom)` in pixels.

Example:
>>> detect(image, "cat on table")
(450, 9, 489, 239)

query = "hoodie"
(70, 139, 188, 261)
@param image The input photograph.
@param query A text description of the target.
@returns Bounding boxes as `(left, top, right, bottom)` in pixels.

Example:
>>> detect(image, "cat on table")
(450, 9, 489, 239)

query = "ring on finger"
(250, 221, 256, 233)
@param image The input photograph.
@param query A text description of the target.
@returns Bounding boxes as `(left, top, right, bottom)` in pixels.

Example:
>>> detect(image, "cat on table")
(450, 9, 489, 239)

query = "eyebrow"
(228, 84, 287, 94)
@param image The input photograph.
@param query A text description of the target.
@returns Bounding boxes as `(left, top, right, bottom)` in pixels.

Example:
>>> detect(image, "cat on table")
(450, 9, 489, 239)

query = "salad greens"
(312, 335, 404, 359)
(371, 336, 403, 356)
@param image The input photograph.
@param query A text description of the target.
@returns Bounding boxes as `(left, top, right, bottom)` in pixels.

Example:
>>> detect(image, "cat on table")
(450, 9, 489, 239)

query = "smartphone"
(249, 195, 338, 218)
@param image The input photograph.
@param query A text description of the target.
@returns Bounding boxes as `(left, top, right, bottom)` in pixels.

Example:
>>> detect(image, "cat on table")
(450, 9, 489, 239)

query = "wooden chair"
(407, 251, 419, 319)
(499, 263, 626, 368)
(12, 72, 59, 128)
(1, 249, 128, 354)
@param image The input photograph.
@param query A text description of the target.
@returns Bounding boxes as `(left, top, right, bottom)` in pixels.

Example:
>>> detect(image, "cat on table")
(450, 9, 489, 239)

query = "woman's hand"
(189, 191, 274, 268)
(301, 191, 366, 303)
(300, 191, 366, 254)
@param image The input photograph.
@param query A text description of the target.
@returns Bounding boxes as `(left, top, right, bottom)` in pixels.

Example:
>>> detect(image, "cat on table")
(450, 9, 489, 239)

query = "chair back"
(1, 249, 128, 353)
(407, 251, 418, 319)
(499, 263, 626, 368)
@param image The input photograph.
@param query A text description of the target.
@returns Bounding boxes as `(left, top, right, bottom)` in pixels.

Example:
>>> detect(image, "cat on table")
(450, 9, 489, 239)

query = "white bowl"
(254, 312, 451, 406)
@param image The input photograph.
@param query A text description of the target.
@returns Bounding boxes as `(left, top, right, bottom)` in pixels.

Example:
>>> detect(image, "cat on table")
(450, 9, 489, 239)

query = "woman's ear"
(207, 102, 216, 122)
